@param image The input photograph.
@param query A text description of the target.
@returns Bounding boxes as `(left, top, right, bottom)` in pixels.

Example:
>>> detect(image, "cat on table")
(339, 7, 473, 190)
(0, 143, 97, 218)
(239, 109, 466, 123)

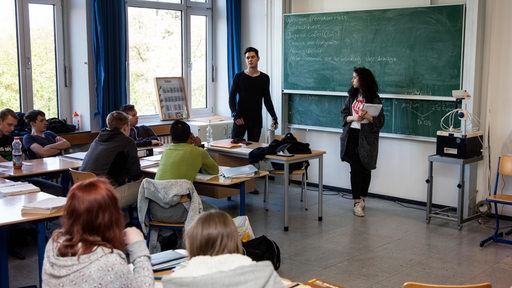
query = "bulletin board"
(154, 77, 190, 120)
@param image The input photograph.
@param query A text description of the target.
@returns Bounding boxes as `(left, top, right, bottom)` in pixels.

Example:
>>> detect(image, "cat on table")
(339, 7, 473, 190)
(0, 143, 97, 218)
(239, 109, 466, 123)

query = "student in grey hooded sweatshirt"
(42, 178, 153, 288)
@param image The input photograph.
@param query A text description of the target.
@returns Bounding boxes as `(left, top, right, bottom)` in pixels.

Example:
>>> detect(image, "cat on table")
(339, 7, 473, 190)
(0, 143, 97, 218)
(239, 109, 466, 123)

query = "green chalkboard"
(284, 5, 465, 138)
(288, 94, 458, 138)
(283, 5, 464, 96)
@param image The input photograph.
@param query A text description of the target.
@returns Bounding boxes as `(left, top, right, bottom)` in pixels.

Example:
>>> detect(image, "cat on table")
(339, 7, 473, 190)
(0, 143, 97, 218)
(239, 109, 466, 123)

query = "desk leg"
(0, 226, 9, 288)
(61, 171, 71, 196)
(318, 155, 323, 222)
(426, 160, 433, 223)
(457, 163, 465, 229)
(283, 163, 290, 231)
(264, 174, 269, 211)
(240, 182, 246, 216)
(37, 221, 47, 287)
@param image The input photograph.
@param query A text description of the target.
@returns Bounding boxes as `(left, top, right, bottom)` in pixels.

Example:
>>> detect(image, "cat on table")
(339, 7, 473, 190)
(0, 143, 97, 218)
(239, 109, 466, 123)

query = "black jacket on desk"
(80, 128, 142, 186)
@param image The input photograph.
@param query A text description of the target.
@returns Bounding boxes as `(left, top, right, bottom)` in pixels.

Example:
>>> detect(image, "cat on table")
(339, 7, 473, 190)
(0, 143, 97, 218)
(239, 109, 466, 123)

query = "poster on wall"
(154, 77, 190, 121)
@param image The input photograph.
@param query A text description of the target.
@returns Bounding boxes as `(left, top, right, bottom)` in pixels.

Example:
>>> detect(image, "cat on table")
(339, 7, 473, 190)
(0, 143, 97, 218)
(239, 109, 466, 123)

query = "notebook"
(0, 182, 41, 196)
(21, 196, 67, 214)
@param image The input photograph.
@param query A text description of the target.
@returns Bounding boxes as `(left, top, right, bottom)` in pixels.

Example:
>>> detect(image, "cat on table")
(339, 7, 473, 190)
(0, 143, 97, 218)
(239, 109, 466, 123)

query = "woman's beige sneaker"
(353, 201, 365, 217)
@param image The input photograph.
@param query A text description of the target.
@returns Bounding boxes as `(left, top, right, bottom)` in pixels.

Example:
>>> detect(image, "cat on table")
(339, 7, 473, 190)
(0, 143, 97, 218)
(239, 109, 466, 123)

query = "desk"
(426, 154, 483, 229)
(0, 156, 82, 193)
(141, 166, 268, 216)
(206, 141, 326, 231)
(0, 191, 64, 288)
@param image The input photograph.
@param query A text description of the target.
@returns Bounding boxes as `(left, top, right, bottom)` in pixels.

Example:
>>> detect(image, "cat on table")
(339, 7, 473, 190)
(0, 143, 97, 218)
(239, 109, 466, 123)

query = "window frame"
(126, 0, 213, 121)
(15, 0, 67, 117)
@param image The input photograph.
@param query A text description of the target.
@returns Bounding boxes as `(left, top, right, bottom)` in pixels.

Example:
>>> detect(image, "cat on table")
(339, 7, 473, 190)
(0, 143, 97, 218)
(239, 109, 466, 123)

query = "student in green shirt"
(156, 120, 219, 182)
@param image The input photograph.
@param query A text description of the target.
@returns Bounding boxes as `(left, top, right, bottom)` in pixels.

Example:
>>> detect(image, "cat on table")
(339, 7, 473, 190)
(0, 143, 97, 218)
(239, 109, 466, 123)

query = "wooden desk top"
(206, 140, 326, 161)
(0, 192, 64, 226)
(0, 156, 82, 178)
(141, 166, 268, 186)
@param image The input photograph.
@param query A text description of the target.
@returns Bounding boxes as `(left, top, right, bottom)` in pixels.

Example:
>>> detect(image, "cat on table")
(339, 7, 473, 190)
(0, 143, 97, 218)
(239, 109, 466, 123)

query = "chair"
(69, 168, 96, 183)
(267, 135, 309, 210)
(137, 179, 199, 252)
(145, 195, 189, 251)
(402, 282, 491, 288)
(480, 155, 512, 247)
(69, 168, 140, 227)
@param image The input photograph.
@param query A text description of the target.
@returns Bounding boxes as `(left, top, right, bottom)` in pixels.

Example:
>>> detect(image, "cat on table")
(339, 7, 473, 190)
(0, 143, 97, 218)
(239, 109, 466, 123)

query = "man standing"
(229, 47, 279, 142)
(120, 104, 162, 147)
(23, 110, 70, 159)
(80, 111, 143, 208)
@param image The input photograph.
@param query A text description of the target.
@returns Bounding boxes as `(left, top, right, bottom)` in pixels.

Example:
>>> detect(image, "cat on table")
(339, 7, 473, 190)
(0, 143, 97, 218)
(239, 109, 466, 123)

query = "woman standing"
(42, 178, 154, 287)
(339, 67, 385, 217)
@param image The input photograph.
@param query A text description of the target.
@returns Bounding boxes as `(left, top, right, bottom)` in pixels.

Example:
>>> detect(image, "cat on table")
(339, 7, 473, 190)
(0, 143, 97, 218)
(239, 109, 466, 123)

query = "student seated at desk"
(120, 104, 162, 147)
(0, 108, 62, 196)
(23, 109, 71, 159)
(152, 120, 219, 224)
(162, 210, 285, 288)
(80, 111, 143, 208)
(155, 119, 219, 182)
(42, 178, 153, 287)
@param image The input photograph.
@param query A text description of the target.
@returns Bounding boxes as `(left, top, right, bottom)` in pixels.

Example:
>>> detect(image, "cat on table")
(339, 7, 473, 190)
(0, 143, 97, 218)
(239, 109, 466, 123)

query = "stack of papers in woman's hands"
(151, 249, 188, 271)
(0, 182, 41, 196)
(21, 196, 67, 214)
(220, 164, 258, 178)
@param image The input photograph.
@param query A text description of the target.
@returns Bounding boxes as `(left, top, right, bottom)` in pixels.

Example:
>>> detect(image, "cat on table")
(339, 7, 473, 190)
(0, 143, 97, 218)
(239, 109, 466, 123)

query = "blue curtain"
(226, 0, 242, 89)
(92, 0, 127, 128)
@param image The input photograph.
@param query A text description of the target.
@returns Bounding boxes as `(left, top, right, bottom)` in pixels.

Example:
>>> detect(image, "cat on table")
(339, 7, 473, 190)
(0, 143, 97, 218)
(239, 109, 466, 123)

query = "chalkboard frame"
(282, 4, 466, 139)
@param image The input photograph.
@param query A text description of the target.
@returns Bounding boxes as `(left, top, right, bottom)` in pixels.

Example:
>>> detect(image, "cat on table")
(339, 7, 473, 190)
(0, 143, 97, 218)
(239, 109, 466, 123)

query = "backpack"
(46, 117, 76, 134)
(12, 112, 30, 137)
(242, 235, 281, 270)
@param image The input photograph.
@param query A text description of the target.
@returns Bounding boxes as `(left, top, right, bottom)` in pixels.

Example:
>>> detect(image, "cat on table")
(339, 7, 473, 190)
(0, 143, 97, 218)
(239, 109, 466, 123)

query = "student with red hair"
(42, 178, 153, 287)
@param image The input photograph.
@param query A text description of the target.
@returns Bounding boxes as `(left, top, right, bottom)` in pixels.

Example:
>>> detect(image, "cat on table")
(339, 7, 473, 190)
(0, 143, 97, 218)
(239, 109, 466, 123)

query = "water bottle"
(266, 127, 275, 144)
(12, 137, 23, 168)
(206, 120, 213, 144)
(72, 112, 80, 131)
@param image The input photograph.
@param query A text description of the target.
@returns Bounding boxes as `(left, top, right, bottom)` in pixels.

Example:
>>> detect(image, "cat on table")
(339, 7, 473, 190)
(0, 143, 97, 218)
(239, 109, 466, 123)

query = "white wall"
(212, 0, 512, 211)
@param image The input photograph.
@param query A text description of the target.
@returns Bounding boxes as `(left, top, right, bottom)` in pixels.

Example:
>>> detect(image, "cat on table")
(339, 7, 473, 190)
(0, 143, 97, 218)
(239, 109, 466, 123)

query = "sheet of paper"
(195, 173, 216, 180)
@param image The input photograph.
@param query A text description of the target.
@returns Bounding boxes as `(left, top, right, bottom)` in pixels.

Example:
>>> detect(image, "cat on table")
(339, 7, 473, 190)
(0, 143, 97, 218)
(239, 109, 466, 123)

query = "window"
(0, 0, 65, 117)
(126, 0, 212, 118)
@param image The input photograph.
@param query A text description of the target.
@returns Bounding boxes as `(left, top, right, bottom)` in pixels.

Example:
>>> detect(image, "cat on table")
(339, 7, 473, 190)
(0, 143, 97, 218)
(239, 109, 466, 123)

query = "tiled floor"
(8, 178, 512, 287)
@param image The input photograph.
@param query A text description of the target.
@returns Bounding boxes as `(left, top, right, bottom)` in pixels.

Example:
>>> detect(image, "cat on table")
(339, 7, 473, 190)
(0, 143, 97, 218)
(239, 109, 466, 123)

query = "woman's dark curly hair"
(347, 67, 379, 102)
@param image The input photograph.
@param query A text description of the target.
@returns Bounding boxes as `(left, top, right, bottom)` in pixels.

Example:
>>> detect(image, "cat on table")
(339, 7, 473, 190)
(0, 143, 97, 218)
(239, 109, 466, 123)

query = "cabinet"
(188, 120, 233, 141)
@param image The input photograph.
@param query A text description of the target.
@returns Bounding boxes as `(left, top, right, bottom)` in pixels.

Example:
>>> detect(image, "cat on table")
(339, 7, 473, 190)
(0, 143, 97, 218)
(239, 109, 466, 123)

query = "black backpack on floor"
(242, 235, 281, 270)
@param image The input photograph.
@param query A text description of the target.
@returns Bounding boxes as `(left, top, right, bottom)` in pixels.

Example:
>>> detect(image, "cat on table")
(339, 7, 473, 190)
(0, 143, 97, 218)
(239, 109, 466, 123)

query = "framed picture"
(154, 77, 190, 120)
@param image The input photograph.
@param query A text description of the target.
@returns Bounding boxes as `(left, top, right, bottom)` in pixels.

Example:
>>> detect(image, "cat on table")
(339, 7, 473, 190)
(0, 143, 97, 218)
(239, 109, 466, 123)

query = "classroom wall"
(212, 0, 512, 212)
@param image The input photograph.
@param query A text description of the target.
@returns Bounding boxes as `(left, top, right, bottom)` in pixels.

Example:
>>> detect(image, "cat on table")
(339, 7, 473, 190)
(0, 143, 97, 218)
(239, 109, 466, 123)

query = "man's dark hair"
(0, 108, 18, 121)
(25, 110, 45, 124)
(244, 47, 259, 58)
(119, 104, 135, 114)
(170, 120, 191, 143)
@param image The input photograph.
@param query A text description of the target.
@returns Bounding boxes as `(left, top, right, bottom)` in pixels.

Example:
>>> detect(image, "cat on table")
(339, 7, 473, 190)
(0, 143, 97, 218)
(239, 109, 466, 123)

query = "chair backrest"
(402, 282, 491, 288)
(499, 155, 512, 176)
(69, 168, 96, 183)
